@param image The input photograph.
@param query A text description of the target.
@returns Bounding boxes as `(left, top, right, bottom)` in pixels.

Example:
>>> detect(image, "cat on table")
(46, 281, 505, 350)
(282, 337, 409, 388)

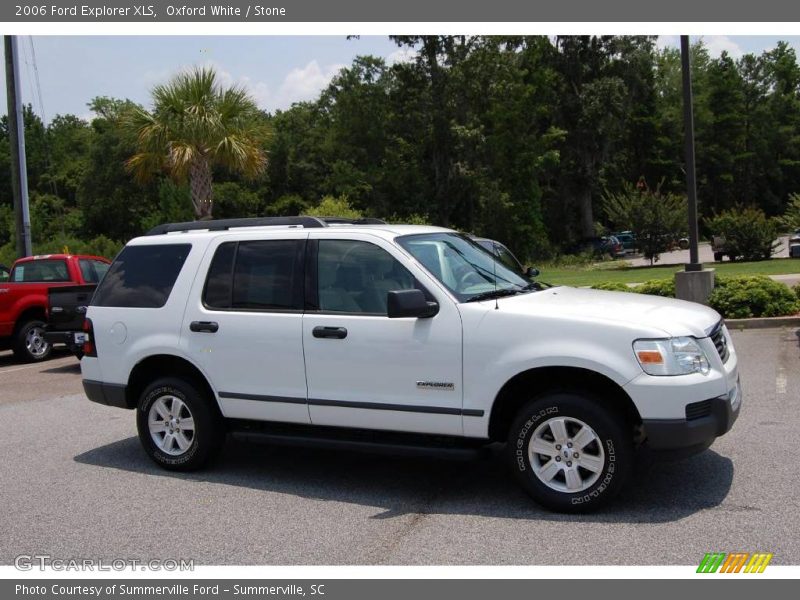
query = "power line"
(28, 37, 48, 128)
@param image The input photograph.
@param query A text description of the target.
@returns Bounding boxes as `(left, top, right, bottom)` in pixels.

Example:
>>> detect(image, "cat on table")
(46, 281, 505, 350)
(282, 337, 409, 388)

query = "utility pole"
(4, 35, 32, 258)
(675, 35, 715, 304)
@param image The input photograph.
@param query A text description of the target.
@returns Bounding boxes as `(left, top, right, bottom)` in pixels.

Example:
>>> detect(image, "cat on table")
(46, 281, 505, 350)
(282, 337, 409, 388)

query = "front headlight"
(633, 337, 711, 376)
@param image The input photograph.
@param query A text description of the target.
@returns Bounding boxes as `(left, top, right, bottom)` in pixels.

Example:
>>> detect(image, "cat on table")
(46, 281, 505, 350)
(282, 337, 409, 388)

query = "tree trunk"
(578, 186, 594, 238)
(190, 156, 213, 220)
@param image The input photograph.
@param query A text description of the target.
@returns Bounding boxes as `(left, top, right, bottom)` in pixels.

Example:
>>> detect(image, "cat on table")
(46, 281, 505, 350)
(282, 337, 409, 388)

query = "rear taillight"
(83, 318, 97, 357)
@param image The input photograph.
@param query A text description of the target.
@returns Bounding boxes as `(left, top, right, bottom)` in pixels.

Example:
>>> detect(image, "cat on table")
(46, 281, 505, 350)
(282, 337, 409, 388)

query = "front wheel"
(136, 377, 225, 471)
(507, 392, 632, 513)
(13, 319, 52, 362)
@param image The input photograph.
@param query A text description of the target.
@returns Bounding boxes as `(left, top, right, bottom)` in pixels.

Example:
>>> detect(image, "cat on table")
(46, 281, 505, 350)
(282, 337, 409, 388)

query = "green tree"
(777, 193, 800, 230)
(77, 97, 160, 241)
(604, 180, 687, 265)
(125, 67, 268, 220)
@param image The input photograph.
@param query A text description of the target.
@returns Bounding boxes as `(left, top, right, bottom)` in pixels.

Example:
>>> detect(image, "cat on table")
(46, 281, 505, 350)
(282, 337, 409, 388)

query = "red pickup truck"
(0, 254, 110, 362)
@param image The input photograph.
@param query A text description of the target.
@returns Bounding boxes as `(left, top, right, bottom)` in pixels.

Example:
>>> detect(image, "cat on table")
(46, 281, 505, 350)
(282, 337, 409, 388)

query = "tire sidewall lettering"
(570, 439, 615, 505)
(515, 406, 558, 472)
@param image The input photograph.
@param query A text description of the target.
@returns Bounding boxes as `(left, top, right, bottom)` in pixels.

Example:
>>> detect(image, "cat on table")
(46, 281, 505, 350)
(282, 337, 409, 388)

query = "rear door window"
(92, 244, 191, 308)
(202, 240, 303, 311)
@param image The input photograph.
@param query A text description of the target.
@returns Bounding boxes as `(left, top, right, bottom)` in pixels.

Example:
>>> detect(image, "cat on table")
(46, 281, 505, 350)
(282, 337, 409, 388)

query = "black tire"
(13, 319, 53, 363)
(507, 391, 633, 513)
(136, 377, 225, 471)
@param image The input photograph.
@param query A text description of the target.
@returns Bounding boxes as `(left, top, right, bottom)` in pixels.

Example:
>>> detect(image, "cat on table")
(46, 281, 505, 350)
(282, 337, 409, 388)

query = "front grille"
(686, 399, 712, 420)
(709, 321, 729, 363)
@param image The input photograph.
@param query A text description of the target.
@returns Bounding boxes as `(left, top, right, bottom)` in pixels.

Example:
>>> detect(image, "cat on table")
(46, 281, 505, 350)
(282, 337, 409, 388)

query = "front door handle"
(190, 321, 219, 333)
(312, 326, 347, 339)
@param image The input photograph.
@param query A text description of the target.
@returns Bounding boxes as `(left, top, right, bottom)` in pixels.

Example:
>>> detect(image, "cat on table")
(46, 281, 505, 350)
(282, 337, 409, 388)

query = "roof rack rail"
(145, 216, 327, 236)
(318, 217, 387, 225)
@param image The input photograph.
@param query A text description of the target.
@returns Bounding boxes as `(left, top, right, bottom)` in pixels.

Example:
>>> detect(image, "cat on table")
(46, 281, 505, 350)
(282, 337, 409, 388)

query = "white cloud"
(271, 60, 345, 110)
(134, 58, 359, 114)
(387, 47, 417, 64)
(656, 35, 679, 51)
(701, 36, 744, 58)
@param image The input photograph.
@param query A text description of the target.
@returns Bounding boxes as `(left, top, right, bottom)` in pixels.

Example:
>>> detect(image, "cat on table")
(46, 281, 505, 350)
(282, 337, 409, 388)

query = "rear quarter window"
(92, 244, 191, 308)
(79, 259, 111, 283)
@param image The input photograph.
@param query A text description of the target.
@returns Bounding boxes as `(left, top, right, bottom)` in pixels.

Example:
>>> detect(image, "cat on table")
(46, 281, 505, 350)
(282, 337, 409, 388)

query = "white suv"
(81, 217, 741, 512)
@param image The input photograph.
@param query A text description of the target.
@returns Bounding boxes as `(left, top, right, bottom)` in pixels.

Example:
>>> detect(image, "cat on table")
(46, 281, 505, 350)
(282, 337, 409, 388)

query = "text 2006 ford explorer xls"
(81, 217, 740, 512)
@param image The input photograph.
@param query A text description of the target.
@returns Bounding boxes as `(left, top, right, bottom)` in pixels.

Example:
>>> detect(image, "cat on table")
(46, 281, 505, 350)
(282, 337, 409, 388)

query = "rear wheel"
(507, 391, 633, 513)
(13, 319, 52, 362)
(136, 377, 225, 471)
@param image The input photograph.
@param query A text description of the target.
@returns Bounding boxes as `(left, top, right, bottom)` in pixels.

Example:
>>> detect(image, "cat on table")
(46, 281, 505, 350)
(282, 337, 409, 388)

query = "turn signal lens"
(636, 350, 663, 364)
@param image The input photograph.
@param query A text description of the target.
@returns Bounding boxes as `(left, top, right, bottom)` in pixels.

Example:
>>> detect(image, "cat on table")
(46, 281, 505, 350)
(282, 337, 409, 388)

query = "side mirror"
(387, 289, 439, 318)
(525, 266, 540, 278)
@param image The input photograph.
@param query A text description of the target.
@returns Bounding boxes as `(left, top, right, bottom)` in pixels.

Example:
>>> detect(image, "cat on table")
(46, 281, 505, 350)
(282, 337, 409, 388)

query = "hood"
(499, 286, 721, 338)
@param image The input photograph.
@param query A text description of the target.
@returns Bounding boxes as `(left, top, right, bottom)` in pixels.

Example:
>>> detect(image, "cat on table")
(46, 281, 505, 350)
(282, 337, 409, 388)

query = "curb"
(725, 316, 800, 330)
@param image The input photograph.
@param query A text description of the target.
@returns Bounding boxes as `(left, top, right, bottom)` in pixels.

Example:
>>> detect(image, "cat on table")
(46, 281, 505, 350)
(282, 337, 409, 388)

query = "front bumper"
(642, 379, 741, 450)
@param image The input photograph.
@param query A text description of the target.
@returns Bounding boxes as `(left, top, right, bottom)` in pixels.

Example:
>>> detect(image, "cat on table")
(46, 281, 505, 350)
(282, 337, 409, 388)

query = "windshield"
(397, 233, 530, 302)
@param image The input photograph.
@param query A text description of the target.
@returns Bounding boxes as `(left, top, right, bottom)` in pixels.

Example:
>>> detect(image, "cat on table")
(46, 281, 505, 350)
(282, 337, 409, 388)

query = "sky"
(2, 35, 800, 124)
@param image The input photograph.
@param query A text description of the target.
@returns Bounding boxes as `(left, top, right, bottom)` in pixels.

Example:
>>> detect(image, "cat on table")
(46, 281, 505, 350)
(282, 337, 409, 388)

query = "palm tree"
(125, 67, 268, 220)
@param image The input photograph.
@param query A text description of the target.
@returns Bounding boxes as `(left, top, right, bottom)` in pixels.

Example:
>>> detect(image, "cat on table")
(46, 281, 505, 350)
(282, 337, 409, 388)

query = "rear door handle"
(190, 321, 219, 333)
(312, 326, 347, 339)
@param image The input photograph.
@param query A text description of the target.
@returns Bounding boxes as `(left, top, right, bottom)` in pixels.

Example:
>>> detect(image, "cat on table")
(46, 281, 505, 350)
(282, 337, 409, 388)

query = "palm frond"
(126, 65, 269, 188)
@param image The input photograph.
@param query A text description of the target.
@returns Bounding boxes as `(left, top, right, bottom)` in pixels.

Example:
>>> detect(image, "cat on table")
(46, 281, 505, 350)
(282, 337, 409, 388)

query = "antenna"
(492, 239, 499, 310)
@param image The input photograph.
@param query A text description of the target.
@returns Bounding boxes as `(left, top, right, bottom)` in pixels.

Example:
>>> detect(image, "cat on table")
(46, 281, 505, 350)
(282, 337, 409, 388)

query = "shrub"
(303, 195, 362, 220)
(543, 251, 597, 269)
(709, 276, 800, 318)
(591, 281, 632, 292)
(636, 278, 676, 297)
(266, 194, 309, 217)
(794, 283, 800, 301)
(387, 213, 431, 225)
(705, 206, 779, 261)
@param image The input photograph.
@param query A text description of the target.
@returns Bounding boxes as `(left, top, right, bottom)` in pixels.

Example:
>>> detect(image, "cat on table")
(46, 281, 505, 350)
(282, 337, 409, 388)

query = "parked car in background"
(790, 228, 800, 258)
(611, 231, 636, 254)
(0, 254, 111, 362)
(568, 236, 624, 259)
(711, 236, 729, 262)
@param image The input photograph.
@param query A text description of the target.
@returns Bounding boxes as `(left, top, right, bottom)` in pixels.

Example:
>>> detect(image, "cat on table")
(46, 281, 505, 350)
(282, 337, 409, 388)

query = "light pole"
(4, 35, 32, 258)
(681, 35, 701, 272)
(675, 35, 715, 303)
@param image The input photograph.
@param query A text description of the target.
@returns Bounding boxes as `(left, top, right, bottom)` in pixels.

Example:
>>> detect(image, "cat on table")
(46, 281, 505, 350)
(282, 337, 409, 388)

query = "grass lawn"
(538, 257, 800, 287)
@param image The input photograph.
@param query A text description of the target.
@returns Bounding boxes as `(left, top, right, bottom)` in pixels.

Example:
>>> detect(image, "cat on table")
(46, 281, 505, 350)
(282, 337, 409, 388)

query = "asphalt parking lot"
(1, 328, 798, 565)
